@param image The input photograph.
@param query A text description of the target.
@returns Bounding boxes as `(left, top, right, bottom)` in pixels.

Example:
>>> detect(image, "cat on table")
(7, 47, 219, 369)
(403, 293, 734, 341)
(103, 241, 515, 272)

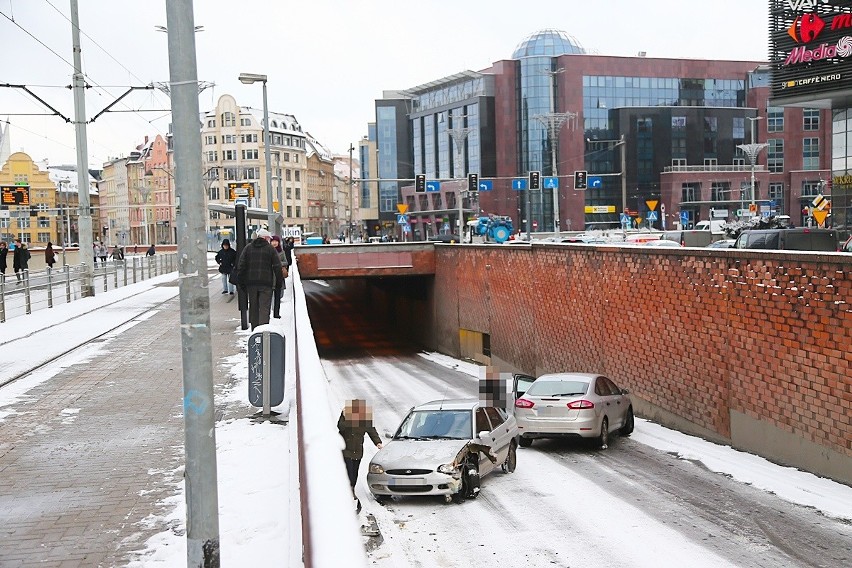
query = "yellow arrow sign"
(397, 204, 408, 214)
(812, 209, 828, 226)
(646, 200, 658, 211)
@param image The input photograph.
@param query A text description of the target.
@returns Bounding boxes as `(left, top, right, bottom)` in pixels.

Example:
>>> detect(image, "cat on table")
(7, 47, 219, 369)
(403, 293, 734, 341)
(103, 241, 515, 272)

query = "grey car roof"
(414, 399, 479, 411)
(534, 372, 600, 382)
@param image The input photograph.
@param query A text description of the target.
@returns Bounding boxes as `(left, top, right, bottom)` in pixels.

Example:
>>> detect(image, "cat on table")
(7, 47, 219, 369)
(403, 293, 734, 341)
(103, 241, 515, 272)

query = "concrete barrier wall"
(433, 244, 852, 484)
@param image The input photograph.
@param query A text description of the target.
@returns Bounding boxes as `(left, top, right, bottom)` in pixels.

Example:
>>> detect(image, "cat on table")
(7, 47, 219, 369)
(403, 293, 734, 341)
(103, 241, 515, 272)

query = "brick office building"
(372, 29, 832, 236)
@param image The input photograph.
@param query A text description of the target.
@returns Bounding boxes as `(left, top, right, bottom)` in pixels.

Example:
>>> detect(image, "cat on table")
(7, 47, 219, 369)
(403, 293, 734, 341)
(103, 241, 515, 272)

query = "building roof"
(511, 29, 586, 59)
(305, 132, 333, 162)
(46, 166, 98, 195)
(402, 70, 485, 96)
(243, 107, 305, 136)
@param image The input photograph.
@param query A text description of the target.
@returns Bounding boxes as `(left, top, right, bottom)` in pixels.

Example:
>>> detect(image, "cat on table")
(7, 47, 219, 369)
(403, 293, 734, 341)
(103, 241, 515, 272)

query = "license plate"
(388, 477, 425, 486)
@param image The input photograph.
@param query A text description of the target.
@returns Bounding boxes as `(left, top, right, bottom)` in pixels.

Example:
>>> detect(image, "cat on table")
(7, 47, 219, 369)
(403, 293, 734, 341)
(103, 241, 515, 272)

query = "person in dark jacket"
(282, 236, 295, 266)
(0, 241, 8, 275)
(145, 244, 156, 257)
(214, 239, 238, 295)
(269, 235, 290, 318)
(235, 228, 282, 330)
(13, 239, 30, 283)
(45, 242, 56, 271)
(337, 399, 383, 512)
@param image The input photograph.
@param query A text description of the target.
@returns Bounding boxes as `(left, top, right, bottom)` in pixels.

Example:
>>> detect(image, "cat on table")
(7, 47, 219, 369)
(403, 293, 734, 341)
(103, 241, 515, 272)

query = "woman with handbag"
(270, 235, 289, 318)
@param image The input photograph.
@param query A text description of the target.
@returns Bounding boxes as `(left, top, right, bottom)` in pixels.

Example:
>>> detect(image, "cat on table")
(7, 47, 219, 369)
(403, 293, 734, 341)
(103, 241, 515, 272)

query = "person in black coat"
(214, 239, 238, 295)
(235, 229, 282, 330)
(0, 241, 8, 275)
(12, 239, 30, 283)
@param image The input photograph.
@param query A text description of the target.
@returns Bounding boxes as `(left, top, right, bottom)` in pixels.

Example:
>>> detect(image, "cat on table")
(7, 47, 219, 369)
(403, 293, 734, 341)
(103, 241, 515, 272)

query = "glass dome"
(511, 29, 585, 59)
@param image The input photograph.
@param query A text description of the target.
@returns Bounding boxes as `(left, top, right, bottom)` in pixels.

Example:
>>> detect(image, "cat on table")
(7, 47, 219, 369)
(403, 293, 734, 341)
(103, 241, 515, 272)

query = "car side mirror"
(477, 430, 491, 440)
(621, 388, 630, 395)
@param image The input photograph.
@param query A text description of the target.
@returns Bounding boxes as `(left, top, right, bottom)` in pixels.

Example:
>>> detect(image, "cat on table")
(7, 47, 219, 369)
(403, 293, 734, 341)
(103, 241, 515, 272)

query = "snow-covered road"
(323, 352, 852, 568)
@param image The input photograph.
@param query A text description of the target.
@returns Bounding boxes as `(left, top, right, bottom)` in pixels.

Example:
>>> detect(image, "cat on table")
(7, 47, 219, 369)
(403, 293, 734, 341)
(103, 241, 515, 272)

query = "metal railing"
(0, 254, 178, 323)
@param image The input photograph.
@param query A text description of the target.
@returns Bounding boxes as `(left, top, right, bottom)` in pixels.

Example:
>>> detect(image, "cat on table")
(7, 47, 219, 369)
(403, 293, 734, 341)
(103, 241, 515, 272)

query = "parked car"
(707, 239, 736, 249)
(733, 228, 838, 251)
(428, 234, 461, 243)
(642, 239, 682, 247)
(367, 399, 518, 503)
(514, 373, 634, 449)
(660, 230, 714, 247)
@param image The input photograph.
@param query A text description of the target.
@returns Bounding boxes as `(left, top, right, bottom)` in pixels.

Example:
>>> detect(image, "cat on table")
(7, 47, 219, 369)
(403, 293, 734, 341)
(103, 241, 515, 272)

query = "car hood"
(371, 438, 471, 469)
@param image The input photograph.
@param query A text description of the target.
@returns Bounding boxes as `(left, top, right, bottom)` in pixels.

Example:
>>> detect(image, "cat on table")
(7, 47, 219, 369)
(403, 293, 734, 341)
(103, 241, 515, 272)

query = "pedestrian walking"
(45, 242, 56, 271)
(337, 399, 383, 513)
(269, 235, 290, 318)
(235, 228, 282, 330)
(0, 240, 8, 276)
(145, 244, 156, 257)
(97, 241, 108, 265)
(13, 239, 30, 284)
(214, 239, 238, 295)
(92, 242, 99, 267)
(282, 236, 295, 267)
(110, 246, 124, 261)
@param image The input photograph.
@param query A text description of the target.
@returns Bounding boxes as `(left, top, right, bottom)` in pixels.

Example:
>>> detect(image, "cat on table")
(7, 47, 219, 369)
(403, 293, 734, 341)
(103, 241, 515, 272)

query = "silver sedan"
(368, 399, 518, 503)
(514, 373, 634, 448)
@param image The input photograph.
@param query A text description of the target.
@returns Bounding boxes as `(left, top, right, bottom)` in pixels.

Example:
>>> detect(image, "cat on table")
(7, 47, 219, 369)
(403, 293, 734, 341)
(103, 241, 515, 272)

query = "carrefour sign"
(770, 0, 852, 102)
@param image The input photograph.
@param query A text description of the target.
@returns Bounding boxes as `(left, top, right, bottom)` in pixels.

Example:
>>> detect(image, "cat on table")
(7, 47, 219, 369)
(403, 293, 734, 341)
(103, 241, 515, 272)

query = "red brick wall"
(434, 245, 852, 459)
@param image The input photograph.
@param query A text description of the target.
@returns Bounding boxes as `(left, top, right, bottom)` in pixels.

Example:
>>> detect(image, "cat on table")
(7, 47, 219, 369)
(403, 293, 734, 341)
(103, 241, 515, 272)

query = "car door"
(600, 376, 627, 429)
(474, 407, 496, 475)
(511, 373, 536, 414)
(484, 407, 512, 464)
(593, 376, 618, 431)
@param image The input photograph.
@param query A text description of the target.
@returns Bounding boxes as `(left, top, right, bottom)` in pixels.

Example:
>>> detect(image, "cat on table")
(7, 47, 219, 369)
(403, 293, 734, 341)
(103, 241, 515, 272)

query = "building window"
(803, 138, 819, 170)
(209, 186, 220, 200)
(240, 118, 251, 126)
(733, 157, 746, 166)
(703, 158, 718, 166)
(242, 167, 259, 180)
(286, 206, 292, 217)
(672, 158, 686, 167)
(223, 135, 236, 144)
(672, 116, 686, 131)
(801, 181, 821, 197)
(295, 171, 300, 182)
(207, 119, 216, 128)
(17, 217, 30, 229)
(769, 183, 784, 201)
(733, 117, 745, 140)
(285, 170, 291, 181)
(241, 133, 258, 143)
(672, 139, 686, 157)
(0, 218, 9, 229)
(295, 206, 301, 217)
(295, 188, 301, 200)
(224, 167, 238, 180)
(295, 154, 300, 163)
(222, 112, 236, 127)
(283, 153, 290, 162)
(18, 232, 31, 244)
(803, 109, 820, 131)
(286, 188, 292, 199)
(768, 139, 784, 173)
(205, 135, 217, 145)
(38, 232, 51, 242)
(242, 149, 259, 160)
(704, 117, 718, 133)
(37, 217, 50, 228)
(767, 107, 784, 133)
(711, 182, 730, 201)
(206, 151, 217, 162)
(223, 150, 236, 161)
(682, 183, 699, 202)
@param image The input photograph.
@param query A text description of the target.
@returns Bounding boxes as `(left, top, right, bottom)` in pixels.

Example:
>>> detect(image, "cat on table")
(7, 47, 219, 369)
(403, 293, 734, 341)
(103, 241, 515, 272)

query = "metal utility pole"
(348, 143, 354, 242)
(619, 134, 627, 213)
(70, 0, 94, 296)
(165, 1, 221, 566)
(448, 120, 473, 240)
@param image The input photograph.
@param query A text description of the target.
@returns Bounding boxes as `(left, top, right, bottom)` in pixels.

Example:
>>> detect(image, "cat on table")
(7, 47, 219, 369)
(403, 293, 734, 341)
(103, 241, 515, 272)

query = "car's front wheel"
(619, 407, 634, 436)
(518, 436, 533, 448)
(598, 417, 609, 449)
(501, 441, 517, 473)
(452, 463, 480, 503)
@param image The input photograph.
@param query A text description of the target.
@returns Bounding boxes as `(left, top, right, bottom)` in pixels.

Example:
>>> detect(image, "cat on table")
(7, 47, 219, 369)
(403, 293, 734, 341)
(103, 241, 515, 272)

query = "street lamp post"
(348, 143, 354, 243)
(448, 118, 474, 241)
(737, 116, 768, 214)
(238, 72, 278, 235)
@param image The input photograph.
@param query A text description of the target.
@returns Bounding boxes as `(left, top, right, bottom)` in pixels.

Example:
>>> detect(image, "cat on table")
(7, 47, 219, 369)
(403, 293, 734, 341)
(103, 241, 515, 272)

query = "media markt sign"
(770, 0, 852, 104)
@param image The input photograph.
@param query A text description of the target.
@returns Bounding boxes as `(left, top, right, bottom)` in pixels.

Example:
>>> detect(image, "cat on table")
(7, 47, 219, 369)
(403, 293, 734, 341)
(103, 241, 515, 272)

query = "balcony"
(663, 165, 767, 173)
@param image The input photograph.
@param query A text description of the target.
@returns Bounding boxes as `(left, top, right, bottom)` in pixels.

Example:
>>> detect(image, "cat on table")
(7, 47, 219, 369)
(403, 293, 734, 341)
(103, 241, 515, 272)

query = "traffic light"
(467, 173, 479, 192)
(415, 174, 426, 193)
(529, 170, 541, 190)
(574, 170, 588, 190)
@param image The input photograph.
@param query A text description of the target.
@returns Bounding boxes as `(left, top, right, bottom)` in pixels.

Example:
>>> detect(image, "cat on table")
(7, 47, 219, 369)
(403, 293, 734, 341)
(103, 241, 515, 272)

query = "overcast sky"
(0, 0, 769, 168)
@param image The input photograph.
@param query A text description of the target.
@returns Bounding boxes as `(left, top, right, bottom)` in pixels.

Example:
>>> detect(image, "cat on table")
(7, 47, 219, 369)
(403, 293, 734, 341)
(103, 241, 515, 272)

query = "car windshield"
(526, 380, 589, 397)
(395, 409, 472, 440)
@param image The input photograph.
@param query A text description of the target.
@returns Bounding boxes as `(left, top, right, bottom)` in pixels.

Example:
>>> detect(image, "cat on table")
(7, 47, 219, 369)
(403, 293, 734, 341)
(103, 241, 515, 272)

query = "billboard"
(770, 0, 852, 105)
(1, 185, 30, 205)
(227, 182, 255, 200)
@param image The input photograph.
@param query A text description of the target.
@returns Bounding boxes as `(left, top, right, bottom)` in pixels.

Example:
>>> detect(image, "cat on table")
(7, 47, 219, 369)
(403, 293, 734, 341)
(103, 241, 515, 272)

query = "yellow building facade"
(0, 152, 58, 246)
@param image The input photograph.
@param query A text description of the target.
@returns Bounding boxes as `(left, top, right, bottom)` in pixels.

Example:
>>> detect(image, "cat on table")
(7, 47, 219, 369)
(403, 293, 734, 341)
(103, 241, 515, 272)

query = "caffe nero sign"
(770, 0, 852, 103)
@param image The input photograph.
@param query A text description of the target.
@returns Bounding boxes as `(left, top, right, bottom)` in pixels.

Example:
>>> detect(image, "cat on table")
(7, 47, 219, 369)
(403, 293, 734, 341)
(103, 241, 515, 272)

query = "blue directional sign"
(478, 180, 493, 192)
(426, 181, 441, 192)
(512, 178, 528, 190)
(588, 176, 603, 189)
(396, 214, 409, 225)
(620, 212, 630, 225)
(543, 176, 559, 189)
(646, 210, 658, 221)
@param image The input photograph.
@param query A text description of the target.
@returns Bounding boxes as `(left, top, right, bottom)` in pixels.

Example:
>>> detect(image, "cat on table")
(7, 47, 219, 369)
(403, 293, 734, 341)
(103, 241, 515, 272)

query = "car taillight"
(567, 400, 595, 409)
(515, 398, 535, 409)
